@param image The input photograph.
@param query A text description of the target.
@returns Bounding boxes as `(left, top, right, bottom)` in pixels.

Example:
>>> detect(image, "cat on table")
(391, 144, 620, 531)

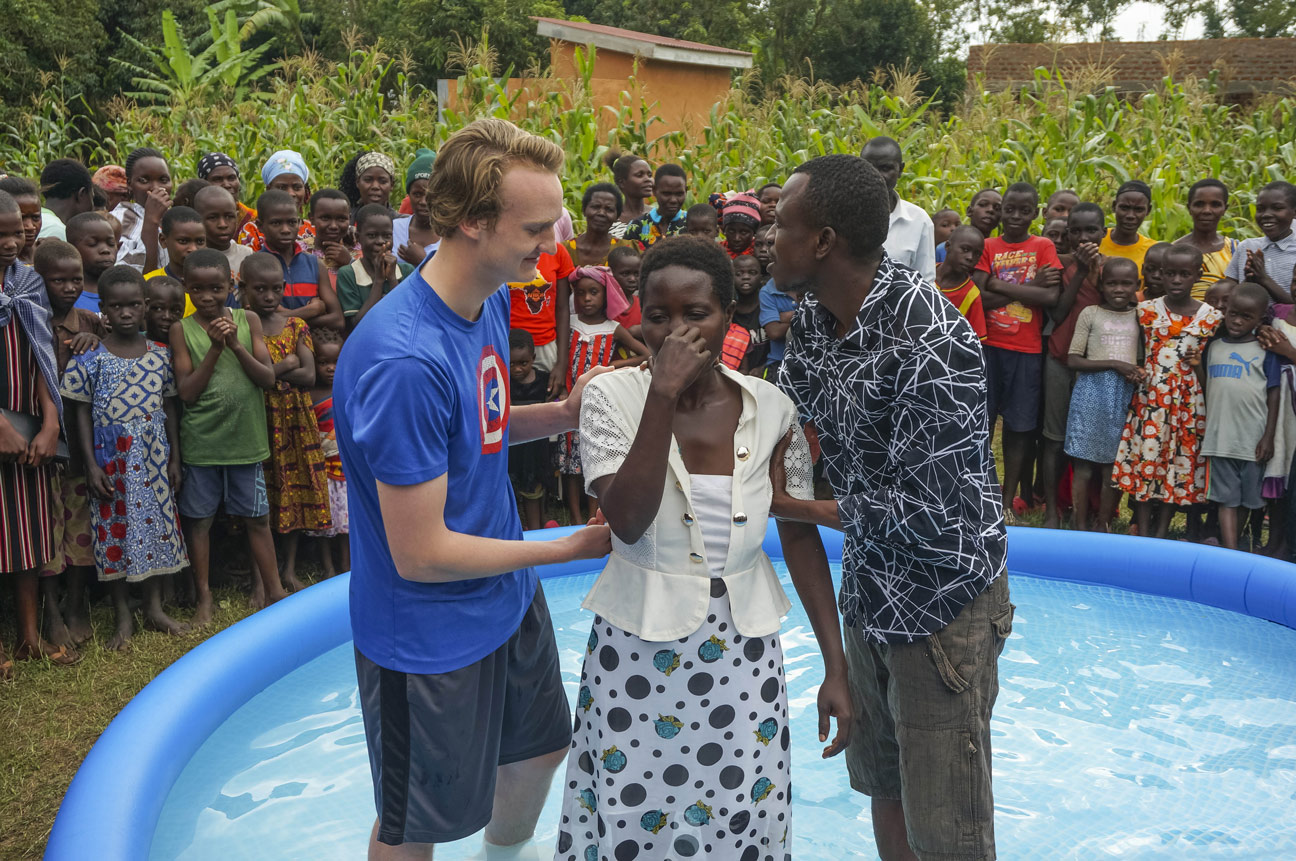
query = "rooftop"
(532, 17, 753, 70)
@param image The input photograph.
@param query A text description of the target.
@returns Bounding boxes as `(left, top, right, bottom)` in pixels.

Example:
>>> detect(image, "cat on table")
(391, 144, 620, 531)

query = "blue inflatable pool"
(46, 526, 1296, 859)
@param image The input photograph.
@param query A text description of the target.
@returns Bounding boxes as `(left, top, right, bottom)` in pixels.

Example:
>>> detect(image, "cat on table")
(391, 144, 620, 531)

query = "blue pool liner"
(45, 525, 1296, 861)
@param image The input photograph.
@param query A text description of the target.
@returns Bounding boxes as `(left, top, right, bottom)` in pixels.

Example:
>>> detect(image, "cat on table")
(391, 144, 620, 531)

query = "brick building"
(968, 39, 1296, 99)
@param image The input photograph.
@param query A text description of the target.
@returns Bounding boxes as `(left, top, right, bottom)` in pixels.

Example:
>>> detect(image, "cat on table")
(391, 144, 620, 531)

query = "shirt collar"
(804, 253, 906, 346)
(350, 258, 372, 286)
(1265, 232, 1296, 252)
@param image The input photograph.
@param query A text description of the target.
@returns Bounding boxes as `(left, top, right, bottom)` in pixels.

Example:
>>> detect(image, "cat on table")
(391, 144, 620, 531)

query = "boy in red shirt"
(507, 242, 574, 397)
(936, 225, 987, 341)
(973, 182, 1062, 515)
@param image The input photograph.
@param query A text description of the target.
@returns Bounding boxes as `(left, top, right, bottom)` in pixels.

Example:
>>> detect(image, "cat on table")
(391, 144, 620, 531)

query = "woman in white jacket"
(555, 236, 852, 861)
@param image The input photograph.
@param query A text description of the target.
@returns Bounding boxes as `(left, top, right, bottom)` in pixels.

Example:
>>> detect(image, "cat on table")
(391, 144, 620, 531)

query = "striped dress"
(0, 321, 55, 572)
(560, 316, 618, 474)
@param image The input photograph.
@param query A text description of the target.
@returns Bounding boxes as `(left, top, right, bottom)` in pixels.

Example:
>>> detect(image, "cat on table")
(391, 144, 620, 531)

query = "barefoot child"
(66, 212, 117, 313)
(936, 225, 988, 341)
(973, 181, 1062, 516)
(1064, 258, 1143, 532)
(61, 266, 189, 648)
(0, 190, 74, 675)
(34, 240, 102, 648)
(559, 265, 648, 522)
(1201, 282, 1280, 551)
(1113, 245, 1222, 538)
(336, 204, 414, 331)
(241, 252, 332, 592)
(305, 326, 348, 577)
(507, 329, 552, 531)
(171, 248, 284, 622)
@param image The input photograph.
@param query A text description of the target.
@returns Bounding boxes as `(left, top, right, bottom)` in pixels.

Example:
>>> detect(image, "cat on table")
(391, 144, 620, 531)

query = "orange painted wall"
(439, 41, 736, 147)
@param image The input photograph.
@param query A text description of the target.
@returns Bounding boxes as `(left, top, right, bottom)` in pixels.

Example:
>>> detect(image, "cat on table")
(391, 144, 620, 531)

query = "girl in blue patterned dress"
(61, 267, 189, 650)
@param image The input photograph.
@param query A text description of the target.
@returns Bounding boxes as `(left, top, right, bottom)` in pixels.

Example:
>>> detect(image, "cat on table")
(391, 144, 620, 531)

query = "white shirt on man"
(883, 196, 936, 284)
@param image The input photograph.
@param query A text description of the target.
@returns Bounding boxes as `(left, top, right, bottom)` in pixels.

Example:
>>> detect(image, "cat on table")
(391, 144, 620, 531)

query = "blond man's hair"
(428, 118, 565, 238)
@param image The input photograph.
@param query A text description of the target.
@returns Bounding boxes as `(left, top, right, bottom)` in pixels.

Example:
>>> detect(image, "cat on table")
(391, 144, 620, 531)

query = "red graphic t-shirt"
(507, 244, 576, 347)
(975, 235, 1062, 353)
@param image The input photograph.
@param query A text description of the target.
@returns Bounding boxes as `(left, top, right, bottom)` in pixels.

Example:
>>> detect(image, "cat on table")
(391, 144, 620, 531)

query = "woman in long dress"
(555, 237, 851, 861)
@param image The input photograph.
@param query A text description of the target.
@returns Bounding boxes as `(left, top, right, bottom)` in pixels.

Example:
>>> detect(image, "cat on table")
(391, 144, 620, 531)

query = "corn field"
(1, 42, 1294, 240)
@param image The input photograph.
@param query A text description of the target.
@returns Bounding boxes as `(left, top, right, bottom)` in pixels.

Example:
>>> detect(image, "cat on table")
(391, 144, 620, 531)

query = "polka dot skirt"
(556, 578, 791, 861)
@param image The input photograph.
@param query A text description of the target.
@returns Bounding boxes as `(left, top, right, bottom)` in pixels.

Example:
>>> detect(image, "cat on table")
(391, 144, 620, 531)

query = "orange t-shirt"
(507, 245, 576, 347)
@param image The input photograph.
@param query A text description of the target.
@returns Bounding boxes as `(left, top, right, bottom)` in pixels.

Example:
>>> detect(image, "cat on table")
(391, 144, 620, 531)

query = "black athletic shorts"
(355, 584, 572, 846)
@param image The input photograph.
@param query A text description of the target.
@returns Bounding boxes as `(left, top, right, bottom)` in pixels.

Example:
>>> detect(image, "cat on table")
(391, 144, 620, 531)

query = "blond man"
(334, 119, 611, 861)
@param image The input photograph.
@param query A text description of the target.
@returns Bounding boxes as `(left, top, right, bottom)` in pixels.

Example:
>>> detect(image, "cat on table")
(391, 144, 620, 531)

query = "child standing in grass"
(61, 266, 189, 649)
(1064, 258, 1143, 532)
(241, 252, 331, 592)
(308, 188, 356, 275)
(144, 206, 205, 281)
(34, 239, 101, 649)
(1141, 242, 1172, 300)
(1113, 245, 1222, 538)
(732, 253, 769, 368)
(305, 326, 348, 578)
(1200, 281, 1280, 551)
(973, 181, 1062, 516)
(931, 207, 961, 249)
(171, 249, 284, 623)
(608, 245, 642, 333)
(1, 193, 78, 674)
(559, 265, 648, 522)
(1223, 181, 1296, 303)
(685, 202, 720, 241)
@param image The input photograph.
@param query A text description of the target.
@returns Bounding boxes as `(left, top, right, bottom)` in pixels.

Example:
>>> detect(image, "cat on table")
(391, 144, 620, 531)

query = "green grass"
(0, 575, 278, 860)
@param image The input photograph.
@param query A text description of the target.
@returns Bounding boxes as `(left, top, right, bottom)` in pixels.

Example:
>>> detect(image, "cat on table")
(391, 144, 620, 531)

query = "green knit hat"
(406, 148, 436, 190)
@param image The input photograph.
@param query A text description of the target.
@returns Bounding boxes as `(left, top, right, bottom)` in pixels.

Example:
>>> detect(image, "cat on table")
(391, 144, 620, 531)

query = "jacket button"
(736, 446, 750, 460)
(733, 512, 747, 525)
(675, 480, 682, 490)
(689, 552, 704, 562)
(682, 513, 695, 526)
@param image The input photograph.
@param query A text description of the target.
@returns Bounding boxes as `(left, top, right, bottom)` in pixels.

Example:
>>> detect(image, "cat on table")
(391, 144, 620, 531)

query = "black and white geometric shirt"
(779, 254, 1007, 644)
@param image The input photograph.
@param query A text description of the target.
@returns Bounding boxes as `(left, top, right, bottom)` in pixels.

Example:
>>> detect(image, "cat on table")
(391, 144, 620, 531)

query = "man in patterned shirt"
(768, 154, 1010, 861)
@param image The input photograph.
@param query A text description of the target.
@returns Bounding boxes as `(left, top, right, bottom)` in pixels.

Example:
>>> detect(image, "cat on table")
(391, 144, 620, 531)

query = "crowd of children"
(2, 141, 1295, 675)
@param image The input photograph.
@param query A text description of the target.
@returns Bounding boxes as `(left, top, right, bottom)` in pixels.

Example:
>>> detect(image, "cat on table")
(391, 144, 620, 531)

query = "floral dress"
(1112, 298, 1222, 504)
(262, 317, 331, 533)
(59, 342, 188, 582)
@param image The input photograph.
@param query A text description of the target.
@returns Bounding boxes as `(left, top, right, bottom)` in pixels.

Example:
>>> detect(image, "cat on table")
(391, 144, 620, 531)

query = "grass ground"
(0, 433, 1270, 859)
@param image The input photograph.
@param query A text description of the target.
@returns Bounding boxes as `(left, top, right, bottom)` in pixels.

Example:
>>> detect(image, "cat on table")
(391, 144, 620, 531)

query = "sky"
(1110, 2, 1205, 41)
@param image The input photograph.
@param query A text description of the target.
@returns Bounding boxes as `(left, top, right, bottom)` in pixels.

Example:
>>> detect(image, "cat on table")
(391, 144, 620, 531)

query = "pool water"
(151, 567, 1296, 860)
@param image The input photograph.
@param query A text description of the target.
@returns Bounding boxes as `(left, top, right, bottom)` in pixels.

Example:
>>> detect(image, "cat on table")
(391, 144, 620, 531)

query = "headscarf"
(357, 152, 396, 180)
(92, 165, 127, 193)
(405, 149, 436, 190)
(261, 150, 310, 187)
(197, 152, 239, 180)
(572, 265, 630, 322)
(0, 262, 62, 425)
(721, 193, 761, 229)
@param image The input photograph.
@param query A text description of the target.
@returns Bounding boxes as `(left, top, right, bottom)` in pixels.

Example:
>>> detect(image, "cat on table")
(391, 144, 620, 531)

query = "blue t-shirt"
(73, 291, 101, 314)
(758, 279, 798, 365)
(334, 259, 535, 674)
(277, 246, 322, 311)
(934, 240, 947, 264)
